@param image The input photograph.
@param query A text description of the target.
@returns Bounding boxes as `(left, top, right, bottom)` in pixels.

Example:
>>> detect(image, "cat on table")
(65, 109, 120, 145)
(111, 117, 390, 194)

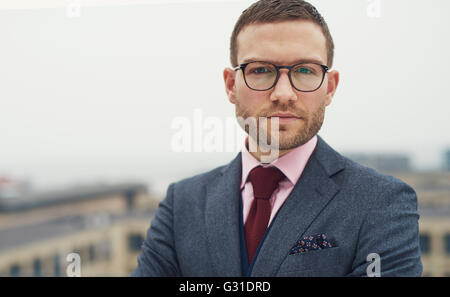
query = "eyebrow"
(241, 57, 326, 65)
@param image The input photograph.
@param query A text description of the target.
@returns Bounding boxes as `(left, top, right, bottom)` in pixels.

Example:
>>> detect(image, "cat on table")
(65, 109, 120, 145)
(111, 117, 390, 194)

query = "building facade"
(1, 171, 450, 276)
(392, 171, 450, 276)
(0, 183, 158, 277)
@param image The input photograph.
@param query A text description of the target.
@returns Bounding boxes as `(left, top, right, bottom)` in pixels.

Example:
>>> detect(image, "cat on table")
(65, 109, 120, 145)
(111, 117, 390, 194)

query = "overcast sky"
(1, 0, 449, 195)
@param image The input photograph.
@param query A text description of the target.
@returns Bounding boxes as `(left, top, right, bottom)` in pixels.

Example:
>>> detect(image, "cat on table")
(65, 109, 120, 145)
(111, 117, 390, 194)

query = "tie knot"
(249, 166, 285, 200)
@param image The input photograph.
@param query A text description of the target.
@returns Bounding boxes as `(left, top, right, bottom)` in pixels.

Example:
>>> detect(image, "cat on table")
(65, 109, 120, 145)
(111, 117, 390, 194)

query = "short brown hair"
(230, 0, 335, 68)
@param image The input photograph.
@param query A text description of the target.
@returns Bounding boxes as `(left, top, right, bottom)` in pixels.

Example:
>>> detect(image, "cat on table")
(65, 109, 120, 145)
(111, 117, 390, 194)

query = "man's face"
(224, 20, 339, 152)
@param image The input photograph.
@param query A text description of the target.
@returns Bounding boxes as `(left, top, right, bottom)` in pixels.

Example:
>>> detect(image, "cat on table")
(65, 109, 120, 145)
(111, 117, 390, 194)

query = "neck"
(247, 137, 294, 163)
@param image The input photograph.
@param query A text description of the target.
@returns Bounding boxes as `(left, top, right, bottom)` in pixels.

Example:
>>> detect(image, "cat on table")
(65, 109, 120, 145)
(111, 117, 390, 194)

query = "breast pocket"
(277, 247, 344, 277)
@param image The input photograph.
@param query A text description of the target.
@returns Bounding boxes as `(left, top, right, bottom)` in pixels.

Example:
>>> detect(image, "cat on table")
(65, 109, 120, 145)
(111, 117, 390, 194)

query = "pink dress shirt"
(240, 135, 318, 226)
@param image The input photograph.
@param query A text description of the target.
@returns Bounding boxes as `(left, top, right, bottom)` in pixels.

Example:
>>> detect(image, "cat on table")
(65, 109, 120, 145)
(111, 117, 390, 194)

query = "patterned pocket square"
(289, 233, 336, 255)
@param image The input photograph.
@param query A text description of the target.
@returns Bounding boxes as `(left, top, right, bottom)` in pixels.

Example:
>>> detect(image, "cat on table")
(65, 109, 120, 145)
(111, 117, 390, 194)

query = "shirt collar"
(240, 135, 318, 189)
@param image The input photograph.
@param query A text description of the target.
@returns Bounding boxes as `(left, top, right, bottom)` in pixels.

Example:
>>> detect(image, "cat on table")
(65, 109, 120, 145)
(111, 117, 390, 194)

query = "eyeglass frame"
(233, 61, 329, 92)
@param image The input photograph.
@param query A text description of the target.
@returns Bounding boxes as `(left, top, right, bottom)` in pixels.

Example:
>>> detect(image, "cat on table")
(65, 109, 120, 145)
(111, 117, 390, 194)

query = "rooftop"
(0, 210, 154, 253)
(0, 183, 148, 213)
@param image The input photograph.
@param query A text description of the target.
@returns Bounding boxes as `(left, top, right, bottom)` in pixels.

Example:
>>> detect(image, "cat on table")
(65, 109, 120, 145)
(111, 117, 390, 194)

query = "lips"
(266, 113, 302, 124)
(268, 113, 301, 119)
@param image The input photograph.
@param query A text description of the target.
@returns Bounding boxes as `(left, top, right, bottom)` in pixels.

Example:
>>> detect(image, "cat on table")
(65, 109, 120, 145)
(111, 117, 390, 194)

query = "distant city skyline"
(1, 0, 449, 195)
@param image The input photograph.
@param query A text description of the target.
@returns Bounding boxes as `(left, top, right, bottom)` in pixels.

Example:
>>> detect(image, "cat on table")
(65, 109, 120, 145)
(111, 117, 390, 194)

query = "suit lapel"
(205, 153, 243, 276)
(250, 136, 345, 276)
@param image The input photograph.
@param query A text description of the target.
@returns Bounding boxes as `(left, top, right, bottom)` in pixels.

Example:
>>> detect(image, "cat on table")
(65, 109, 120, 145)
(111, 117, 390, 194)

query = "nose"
(270, 69, 297, 103)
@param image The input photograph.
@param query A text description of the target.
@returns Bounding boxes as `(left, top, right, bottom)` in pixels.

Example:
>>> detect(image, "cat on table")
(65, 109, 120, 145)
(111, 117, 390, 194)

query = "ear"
(325, 70, 339, 106)
(223, 67, 237, 104)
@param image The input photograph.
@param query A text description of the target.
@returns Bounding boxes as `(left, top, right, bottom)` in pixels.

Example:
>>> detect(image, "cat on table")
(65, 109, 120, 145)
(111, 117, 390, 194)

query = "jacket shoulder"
(315, 136, 415, 194)
(335, 155, 418, 213)
(172, 164, 225, 191)
(341, 155, 415, 192)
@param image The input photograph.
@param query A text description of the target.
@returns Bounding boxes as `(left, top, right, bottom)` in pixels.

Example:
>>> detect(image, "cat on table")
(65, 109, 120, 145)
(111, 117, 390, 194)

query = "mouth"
(267, 113, 302, 124)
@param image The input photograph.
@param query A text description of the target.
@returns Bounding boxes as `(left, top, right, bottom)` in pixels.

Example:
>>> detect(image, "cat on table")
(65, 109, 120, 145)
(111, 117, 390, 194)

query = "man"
(131, 0, 422, 277)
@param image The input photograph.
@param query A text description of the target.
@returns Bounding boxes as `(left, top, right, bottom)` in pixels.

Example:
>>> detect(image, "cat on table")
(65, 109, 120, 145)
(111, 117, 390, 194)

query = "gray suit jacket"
(131, 136, 422, 277)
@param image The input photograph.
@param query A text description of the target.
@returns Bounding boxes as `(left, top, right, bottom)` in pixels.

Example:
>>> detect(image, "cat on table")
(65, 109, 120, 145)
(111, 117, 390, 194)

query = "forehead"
(236, 20, 327, 65)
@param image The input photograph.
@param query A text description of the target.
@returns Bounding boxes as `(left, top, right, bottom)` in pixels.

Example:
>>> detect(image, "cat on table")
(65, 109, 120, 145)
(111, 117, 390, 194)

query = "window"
(33, 259, 42, 277)
(89, 244, 96, 262)
(54, 254, 61, 277)
(129, 234, 144, 252)
(444, 234, 450, 255)
(10, 264, 21, 277)
(125, 190, 136, 211)
(419, 234, 431, 254)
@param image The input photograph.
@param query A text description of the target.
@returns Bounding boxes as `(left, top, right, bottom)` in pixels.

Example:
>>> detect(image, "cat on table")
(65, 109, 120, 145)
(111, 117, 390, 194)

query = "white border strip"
(0, 0, 249, 11)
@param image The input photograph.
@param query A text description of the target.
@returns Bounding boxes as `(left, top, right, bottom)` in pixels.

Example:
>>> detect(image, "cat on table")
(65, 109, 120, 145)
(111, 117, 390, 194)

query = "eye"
(296, 67, 312, 74)
(251, 67, 270, 74)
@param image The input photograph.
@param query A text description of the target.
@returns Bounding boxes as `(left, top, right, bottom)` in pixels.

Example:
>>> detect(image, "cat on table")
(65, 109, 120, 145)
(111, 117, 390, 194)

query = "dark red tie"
(245, 166, 285, 264)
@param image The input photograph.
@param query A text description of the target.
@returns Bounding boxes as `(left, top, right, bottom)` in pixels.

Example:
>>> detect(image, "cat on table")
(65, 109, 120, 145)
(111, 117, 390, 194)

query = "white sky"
(0, 0, 449, 195)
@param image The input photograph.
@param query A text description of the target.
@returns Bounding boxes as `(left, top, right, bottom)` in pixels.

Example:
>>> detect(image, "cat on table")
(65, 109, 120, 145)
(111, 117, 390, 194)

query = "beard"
(235, 98, 325, 151)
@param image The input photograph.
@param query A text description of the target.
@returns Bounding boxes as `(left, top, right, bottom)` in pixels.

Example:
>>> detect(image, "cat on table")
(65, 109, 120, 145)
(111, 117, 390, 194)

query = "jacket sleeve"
(130, 183, 180, 277)
(346, 180, 423, 277)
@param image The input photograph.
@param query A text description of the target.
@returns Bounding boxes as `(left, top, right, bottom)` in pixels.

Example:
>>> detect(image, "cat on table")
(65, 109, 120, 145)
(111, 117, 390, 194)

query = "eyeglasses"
(233, 61, 329, 92)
